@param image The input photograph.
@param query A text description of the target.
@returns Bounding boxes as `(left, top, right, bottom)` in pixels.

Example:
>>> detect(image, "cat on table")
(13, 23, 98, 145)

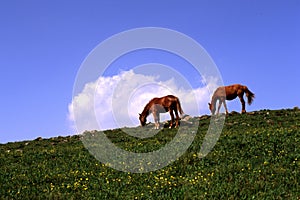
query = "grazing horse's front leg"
(222, 99, 229, 115)
(169, 110, 175, 128)
(218, 98, 228, 115)
(174, 109, 179, 128)
(216, 100, 222, 115)
(153, 112, 160, 129)
(157, 114, 160, 129)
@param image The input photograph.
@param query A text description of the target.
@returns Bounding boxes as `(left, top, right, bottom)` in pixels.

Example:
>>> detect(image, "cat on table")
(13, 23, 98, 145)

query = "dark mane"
(141, 98, 157, 117)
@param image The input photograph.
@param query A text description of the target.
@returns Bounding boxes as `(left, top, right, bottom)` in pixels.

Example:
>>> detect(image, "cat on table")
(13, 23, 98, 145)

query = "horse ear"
(208, 103, 211, 106)
(139, 113, 141, 116)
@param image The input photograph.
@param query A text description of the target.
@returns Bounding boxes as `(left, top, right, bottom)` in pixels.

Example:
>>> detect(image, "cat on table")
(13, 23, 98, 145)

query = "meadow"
(0, 108, 299, 199)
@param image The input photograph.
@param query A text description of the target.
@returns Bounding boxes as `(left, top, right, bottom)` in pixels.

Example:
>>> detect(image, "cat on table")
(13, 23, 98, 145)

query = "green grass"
(0, 108, 299, 199)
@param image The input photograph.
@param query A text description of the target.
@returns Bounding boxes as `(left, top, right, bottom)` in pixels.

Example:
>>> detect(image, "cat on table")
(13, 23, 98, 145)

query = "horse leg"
(169, 110, 175, 128)
(153, 112, 160, 129)
(217, 99, 222, 115)
(223, 99, 229, 115)
(217, 98, 228, 115)
(174, 109, 179, 128)
(239, 95, 246, 113)
(157, 114, 160, 129)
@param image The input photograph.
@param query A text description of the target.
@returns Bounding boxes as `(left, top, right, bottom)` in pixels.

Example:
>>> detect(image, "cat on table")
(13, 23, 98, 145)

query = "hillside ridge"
(1, 107, 299, 199)
(2, 107, 299, 145)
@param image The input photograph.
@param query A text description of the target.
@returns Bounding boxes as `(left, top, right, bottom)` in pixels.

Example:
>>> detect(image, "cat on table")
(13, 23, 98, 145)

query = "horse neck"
(211, 95, 218, 107)
(141, 103, 151, 118)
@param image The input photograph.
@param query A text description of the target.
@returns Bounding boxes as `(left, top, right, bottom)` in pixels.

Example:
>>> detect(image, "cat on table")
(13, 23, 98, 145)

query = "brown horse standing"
(139, 95, 184, 129)
(208, 84, 255, 115)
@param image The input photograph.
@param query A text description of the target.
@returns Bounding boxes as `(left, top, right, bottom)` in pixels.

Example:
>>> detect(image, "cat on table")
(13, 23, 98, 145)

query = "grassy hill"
(1, 108, 299, 199)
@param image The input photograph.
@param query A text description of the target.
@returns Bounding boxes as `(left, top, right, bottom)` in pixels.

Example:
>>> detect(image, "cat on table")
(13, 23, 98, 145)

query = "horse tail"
(176, 98, 184, 115)
(244, 86, 255, 105)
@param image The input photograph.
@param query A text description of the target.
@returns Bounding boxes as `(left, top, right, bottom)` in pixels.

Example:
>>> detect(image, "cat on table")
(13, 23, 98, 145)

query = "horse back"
(150, 95, 179, 111)
(214, 84, 243, 100)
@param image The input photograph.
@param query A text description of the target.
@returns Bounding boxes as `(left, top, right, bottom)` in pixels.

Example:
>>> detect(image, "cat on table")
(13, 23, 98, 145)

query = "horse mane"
(141, 98, 155, 117)
(211, 90, 220, 107)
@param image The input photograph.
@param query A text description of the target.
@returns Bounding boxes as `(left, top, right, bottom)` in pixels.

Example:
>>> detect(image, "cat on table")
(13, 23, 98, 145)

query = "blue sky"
(0, 1, 299, 143)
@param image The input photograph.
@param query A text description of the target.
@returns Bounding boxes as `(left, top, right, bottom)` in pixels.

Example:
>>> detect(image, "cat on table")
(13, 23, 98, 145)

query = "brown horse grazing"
(139, 95, 184, 129)
(208, 84, 255, 115)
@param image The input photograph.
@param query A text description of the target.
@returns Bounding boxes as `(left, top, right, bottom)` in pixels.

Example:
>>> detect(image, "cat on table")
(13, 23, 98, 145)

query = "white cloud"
(68, 70, 218, 134)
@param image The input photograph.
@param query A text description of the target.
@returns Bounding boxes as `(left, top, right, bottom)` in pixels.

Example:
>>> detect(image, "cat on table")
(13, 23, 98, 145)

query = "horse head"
(208, 103, 216, 115)
(139, 113, 147, 126)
